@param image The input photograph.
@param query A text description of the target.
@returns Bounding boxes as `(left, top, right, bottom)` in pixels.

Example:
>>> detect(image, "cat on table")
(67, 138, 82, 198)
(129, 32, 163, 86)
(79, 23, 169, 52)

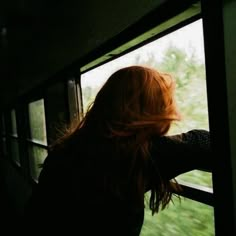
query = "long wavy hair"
(53, 65, 181, 214)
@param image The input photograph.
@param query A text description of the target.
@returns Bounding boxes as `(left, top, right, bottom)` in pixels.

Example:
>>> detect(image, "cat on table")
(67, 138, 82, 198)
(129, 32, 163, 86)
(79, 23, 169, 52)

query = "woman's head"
(84, 65, 180, 137)
(81, 66, 182, 212)
(62, 66, 181, 213)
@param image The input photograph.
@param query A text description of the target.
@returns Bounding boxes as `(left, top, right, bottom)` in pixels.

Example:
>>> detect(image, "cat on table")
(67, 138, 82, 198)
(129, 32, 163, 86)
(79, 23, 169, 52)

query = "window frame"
(77, 1, 234, 234)
(26, 98, 49, 182)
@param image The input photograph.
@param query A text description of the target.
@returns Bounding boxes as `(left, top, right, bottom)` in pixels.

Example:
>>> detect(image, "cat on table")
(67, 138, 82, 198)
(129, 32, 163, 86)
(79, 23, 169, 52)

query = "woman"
(24, 66, 211, 235)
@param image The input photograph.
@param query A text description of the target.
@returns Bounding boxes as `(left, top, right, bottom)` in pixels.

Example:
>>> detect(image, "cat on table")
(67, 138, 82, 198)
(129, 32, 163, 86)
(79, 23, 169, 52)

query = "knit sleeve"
(150, 129, 212, 180)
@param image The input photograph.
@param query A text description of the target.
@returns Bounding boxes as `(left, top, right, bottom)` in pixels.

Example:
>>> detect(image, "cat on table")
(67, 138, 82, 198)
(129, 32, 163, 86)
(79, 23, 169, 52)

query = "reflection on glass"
(28, 145, 48, 181)
(11, 109, 17, 136)
(141, 194, 214, 236)
(28, 99, 47, 144)
(10, 139, 20, 166)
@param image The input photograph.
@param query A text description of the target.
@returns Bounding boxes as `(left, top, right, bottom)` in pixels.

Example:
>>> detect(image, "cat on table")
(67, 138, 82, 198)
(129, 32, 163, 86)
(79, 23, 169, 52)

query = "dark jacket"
(24, 129, 211, 235)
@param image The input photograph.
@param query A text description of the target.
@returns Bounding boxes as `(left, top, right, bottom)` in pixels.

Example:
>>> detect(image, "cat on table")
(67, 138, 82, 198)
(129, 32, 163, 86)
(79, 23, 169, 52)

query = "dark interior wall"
(0, 0, 166, 220)
(1, 0, 165, 108)
(0, 158, 32, 221)
(223, 0, 236, 229)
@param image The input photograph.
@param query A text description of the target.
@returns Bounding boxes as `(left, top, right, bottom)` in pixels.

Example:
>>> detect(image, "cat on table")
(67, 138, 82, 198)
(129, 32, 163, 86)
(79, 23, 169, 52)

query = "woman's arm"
(150, 129, 212, 180)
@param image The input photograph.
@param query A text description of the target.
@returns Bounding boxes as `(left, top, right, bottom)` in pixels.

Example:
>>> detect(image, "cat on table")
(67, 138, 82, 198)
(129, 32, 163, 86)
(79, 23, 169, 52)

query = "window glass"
(11, 109, 17, 136)
(28, 145, 48, 181)
(28, 99, 47, 144)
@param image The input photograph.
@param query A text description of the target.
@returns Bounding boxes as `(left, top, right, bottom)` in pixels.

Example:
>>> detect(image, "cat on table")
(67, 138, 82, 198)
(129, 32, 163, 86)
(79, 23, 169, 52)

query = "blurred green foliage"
(141, 194, 214, 236)
(137, 47, 213, 235)
(82, 45, 214, 235)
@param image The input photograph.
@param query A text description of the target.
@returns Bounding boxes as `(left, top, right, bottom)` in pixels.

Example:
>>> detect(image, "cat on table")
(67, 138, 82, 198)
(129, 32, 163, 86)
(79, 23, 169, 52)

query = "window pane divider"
(9, 134, 18, 138)
(172, 181, 214, 206)
(26, 138, 48, 149)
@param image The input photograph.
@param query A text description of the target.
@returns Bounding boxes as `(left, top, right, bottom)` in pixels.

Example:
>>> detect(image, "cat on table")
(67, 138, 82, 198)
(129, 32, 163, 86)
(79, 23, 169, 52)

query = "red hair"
(54, 66, 181, 214)
(83, 65, 180, 134)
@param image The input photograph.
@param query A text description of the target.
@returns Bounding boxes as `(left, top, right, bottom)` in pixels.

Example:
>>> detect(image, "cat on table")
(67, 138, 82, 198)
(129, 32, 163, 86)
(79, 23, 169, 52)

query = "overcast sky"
(81, 19, 205, 88)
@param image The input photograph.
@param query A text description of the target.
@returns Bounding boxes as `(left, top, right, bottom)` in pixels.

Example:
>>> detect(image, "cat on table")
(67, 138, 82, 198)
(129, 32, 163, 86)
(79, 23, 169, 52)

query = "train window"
(81, 19, 213, 235)
(28, 99, 47, 145)
(28, 99, 48, 181)
(10, 109, 17, 136)
(28, 144, 47, 181)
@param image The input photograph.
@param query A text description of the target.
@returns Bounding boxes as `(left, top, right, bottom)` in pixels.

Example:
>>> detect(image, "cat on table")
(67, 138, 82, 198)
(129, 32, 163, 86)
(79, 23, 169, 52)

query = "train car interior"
(0, 0, 235, 235)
